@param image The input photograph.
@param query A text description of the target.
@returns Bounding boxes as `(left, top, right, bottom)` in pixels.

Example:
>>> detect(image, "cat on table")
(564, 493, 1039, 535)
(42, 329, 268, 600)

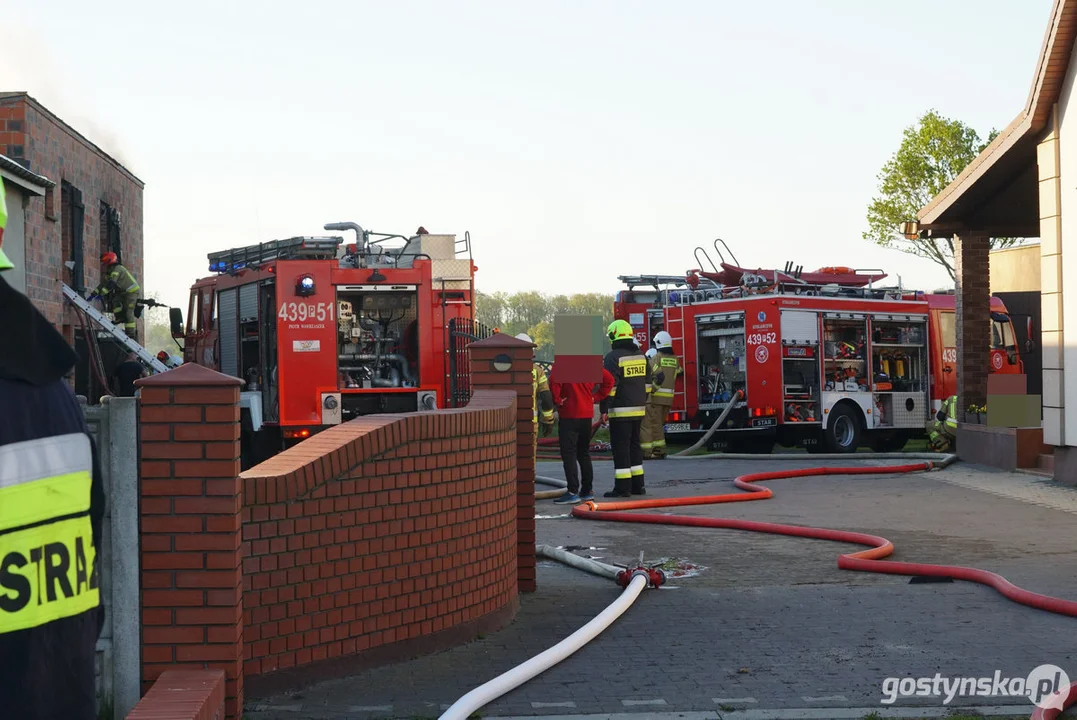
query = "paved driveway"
(245, 457, 1077, 719)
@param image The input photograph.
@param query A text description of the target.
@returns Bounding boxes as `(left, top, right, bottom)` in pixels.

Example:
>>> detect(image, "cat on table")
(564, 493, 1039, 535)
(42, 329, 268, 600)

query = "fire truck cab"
(177, 225, 478, 468)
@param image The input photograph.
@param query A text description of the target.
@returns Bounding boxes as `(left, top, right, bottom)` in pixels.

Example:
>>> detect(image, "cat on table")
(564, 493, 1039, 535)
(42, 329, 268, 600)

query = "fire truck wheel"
(824, 403, 862, 454)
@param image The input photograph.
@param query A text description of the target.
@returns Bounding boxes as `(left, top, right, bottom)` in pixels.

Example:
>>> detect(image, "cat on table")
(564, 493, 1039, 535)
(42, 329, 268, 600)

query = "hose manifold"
(616, 566, 665, 589)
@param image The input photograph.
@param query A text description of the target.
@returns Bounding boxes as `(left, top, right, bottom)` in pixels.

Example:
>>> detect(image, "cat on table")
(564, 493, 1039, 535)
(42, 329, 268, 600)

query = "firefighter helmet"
(607, 319, 633, 341)
(653, 331, 673, 350)
(101, 251, 119, 265)
(646, 348, 657, 358)
(514, 333, 533, 344)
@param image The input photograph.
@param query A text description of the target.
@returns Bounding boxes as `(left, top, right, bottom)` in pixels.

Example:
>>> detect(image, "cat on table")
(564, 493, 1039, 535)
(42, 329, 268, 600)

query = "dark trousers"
(609, 417, 644, 493)
(558, 417, 593, 495)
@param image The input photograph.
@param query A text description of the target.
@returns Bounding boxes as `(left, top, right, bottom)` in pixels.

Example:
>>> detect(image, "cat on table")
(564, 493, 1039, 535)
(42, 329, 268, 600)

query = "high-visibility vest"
(648, 352, 683, 406)
(0, 433, 100, 634)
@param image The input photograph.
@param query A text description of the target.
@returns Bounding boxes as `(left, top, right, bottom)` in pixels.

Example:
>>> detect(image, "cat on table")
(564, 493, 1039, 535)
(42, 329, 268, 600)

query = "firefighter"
(515, 333, 555, 443)
(928, 395, 959, 452)
(94, 252, 141, 340)
(0, 176, 106, 720)
(641, 330, 682, 459)
(599, 319, 651, 497)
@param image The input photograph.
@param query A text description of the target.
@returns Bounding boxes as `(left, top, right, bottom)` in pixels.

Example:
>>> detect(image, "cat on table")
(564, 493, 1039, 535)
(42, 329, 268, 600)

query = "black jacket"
(599, 339, 651, 419)
(0, 274, 105, 720)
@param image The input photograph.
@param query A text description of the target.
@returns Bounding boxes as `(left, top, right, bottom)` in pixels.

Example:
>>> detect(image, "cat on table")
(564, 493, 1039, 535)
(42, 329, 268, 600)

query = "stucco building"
(0, 92, 144, 346)
(915, 0, 1076, 482)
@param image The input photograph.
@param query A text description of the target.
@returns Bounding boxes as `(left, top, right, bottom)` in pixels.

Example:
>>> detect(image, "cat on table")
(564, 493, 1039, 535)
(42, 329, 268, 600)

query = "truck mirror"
(990, 312, 1010, 323)
(170, 307, 184, 338)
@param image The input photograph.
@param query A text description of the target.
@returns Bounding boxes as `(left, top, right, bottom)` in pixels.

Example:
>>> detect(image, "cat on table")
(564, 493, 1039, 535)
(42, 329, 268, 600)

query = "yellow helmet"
(0, 177, 11, 271)
(607, 319, 634, 342)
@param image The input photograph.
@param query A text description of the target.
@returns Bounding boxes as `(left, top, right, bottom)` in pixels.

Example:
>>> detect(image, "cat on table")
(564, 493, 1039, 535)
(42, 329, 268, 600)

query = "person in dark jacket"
(599, 320, 652, 497)
(0, 176, 106, 720)
(549, 365, 615, 504)
(113, 352, 146, 397)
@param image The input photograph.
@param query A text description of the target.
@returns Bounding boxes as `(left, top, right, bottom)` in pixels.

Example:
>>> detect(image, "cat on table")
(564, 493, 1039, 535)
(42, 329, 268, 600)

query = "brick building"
(0, 92, 144, 345)
(915, 0, 1076, 481)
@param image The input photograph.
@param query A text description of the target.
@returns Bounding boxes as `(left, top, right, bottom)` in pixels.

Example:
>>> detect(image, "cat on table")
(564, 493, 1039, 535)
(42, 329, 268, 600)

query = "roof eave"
(917, 113, 1031, 227)
(0, 154, 54, 196)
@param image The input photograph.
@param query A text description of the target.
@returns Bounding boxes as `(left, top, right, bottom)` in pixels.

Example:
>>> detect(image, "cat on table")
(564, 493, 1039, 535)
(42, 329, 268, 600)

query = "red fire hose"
(571, 462, 1077, 719)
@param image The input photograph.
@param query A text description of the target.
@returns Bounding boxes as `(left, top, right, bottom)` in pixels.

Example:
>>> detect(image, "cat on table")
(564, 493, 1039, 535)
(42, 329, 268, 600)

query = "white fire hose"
(438, 547, 659, 720)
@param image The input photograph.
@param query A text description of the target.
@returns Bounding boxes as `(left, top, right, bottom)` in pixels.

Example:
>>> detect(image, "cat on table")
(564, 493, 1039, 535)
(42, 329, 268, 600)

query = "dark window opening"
(100, 202, 121, 263)
(61, 181, 85, 293)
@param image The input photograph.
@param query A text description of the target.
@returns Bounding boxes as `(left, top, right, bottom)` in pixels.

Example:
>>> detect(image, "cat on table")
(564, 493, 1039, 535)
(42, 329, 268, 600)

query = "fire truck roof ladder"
(207, 236, 343, 274)
(618, 275, 694, 289)
(61, 283, 170, 373)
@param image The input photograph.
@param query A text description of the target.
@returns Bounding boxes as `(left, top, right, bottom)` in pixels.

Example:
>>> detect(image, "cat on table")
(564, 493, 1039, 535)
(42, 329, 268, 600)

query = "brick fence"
(130, 335, 533, 718)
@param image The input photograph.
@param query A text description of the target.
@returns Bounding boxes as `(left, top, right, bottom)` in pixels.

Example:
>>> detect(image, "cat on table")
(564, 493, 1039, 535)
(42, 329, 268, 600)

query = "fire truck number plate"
(278, 301, 336, 323)
(664, 423, 690, 433)
(746, 332, 777, 345)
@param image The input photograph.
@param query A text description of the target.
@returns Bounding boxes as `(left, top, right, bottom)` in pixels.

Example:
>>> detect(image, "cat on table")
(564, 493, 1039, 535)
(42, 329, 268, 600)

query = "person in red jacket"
(549, 365, 615, 504)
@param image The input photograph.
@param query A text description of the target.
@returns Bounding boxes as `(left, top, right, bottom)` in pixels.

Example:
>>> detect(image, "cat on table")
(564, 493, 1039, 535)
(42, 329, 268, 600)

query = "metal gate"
(447, 318, 494, 407)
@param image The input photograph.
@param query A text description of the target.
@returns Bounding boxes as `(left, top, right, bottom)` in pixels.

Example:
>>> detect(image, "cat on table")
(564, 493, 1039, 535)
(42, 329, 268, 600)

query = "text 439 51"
(278, 301, 335, 323)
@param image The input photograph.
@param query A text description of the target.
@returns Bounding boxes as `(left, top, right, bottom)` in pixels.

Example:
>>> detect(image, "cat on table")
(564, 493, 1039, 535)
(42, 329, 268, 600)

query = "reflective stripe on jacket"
(600, 341, 651, 419)
(1, 272, 105, 720)
(106, 264, 139, 294)
(0, 433, 100, 634)
(532, 367, 554, 424)
(648, 350, 682, 406)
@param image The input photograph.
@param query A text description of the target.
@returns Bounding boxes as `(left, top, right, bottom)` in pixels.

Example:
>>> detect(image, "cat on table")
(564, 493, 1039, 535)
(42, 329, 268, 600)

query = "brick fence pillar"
(134, 364, 245, 719)
(468, 333, 538, 592)
(955, 234, 991, 417)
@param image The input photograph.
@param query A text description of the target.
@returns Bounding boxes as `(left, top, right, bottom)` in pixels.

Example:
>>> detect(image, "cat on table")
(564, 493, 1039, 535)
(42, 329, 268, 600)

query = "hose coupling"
(616, 566, 666, 588)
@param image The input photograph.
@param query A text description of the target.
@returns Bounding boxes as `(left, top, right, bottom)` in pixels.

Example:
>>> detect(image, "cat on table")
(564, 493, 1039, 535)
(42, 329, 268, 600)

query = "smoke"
(0, 19, 135, 171)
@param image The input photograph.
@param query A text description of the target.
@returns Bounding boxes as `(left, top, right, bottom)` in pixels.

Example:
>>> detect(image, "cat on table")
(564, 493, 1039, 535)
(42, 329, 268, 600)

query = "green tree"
(864, 109, 1016, 281)
(529, 320, 555, 362)
(141, 292, 183, 356)
(475, 290, 508, 330)
(504, 291, 550, 336)
(566, 293, 614, 327)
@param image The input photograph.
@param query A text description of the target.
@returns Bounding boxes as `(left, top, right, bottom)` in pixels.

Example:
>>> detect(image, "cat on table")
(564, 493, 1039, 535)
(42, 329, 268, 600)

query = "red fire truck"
(614, 250, 1023, 454)
(175, 224, 481, 467)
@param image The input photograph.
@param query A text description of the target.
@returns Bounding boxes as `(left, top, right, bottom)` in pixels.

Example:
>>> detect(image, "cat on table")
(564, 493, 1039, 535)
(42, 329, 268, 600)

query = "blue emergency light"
(296, 274, 316, 297)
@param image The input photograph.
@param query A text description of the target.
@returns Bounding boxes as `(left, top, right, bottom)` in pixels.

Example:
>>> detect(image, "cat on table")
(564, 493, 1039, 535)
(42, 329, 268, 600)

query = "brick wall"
(955, 234, 991, 417)
(0, 93, 144, 342)
(134, 357, 527, 711)
(135, 365, 245, 719)
(239, 389, 519, 684)
(467, 333, 538, 592)
(126, 670, 226, 720)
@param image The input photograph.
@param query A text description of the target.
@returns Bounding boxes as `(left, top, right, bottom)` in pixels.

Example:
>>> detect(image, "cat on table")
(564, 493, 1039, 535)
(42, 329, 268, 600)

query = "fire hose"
(438, 550, 664, 720)
(568, 463, 1077, 719)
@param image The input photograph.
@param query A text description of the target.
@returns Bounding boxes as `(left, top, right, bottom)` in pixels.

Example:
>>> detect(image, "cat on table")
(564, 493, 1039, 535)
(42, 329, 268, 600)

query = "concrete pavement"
(244, 456, 1077, 719)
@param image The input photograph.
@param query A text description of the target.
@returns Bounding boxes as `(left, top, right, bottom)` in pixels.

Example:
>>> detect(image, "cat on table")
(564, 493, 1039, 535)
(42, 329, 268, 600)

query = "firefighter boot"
(604, 477, 632, 498)
(631, 472, 645, 495)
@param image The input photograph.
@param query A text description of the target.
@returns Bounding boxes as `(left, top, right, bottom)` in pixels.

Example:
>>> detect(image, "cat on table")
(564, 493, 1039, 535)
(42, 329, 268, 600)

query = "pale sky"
(0, 0, 1054, 310)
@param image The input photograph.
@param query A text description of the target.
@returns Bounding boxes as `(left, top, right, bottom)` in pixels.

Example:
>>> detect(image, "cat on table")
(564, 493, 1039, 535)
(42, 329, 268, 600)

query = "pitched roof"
(917, 0, 1077, 229)
(0, 92, 144, 187)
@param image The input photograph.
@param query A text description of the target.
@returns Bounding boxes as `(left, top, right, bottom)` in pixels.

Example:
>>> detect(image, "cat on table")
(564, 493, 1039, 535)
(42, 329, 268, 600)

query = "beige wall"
(989, 243, 1041, 293)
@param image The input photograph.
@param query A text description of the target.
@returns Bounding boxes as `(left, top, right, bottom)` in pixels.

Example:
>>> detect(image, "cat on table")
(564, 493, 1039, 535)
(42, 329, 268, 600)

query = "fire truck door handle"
(943, 367, 953, 373)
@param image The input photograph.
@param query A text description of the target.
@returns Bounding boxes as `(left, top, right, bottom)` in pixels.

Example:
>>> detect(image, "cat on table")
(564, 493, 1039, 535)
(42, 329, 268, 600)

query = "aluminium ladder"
(62, 283, 169, 374)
